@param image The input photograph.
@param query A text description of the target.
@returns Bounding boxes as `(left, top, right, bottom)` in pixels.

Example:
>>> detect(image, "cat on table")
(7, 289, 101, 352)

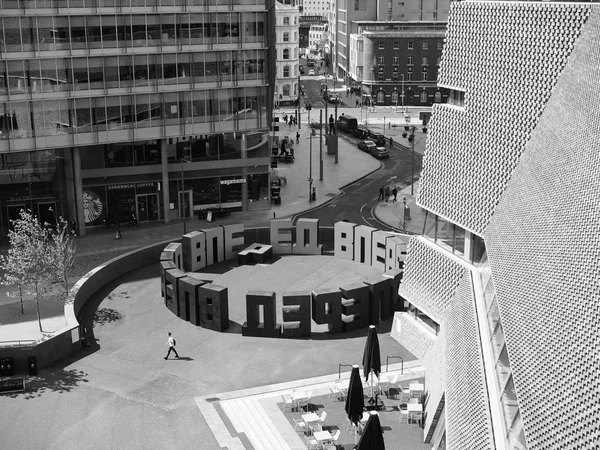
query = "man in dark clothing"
(392, 186, 398, 202)
(385, 185, 390, 203)
(389, 137, 393, 148)
(378, 186, 385, 201)
(283, 114, 288, 124)
(296, 131, 300, 144)
(329, 114, 335, 134)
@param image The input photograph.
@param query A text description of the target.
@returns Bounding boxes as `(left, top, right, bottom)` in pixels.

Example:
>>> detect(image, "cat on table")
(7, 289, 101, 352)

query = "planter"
(404, 126, 410, 131)
(422, 128, 428, 133)
(402, 132, 407, 138)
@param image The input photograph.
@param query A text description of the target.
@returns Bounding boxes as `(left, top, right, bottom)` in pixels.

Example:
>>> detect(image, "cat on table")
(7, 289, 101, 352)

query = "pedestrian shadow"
(171, 356, 194, 361)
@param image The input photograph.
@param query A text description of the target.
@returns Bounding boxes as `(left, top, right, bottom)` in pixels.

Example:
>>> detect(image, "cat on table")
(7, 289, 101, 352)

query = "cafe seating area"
(279, 375, 430, 449)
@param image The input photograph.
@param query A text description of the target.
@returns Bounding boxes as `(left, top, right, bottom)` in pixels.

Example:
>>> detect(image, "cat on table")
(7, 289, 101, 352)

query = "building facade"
(308, 24, 327, 57)
(352, 22, 448, 107)
(0, 0, 275, 238)
(393, 1, 600, 449)
(275, 1, 300, 106)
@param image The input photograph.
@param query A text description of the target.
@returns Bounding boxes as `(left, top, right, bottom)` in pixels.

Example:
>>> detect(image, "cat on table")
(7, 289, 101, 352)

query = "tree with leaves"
(47, 214, 77, 296)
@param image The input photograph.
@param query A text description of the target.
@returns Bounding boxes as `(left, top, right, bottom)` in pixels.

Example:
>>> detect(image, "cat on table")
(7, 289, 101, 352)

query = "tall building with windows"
(275, 0, 300, 107)
(393, 1, 600, 449)
(0, 0, 275, 238)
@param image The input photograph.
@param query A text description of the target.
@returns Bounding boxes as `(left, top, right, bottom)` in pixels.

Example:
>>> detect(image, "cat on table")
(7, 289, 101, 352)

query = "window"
(378, 70, 384, 81)
(433, 11, 438, 20)
(283, 49, 290, 59)
(437, 55, 441, 66)
(283, 17, 290, 25)
(391, 91, 399, 103)
(392, 71, 399, 80)
(378, 55, 384, 65)
(422, 41, 428, 50)
(283, 84, 291, 96)
(393, 55, 399, 64)
(420, 91, 428, 103)
(294, 17, 297, 25)
(407, 72, 413, 81)
(407, 55, 413, 65)
(283, 65, 290, 77)
(408, 41, 413, 49)
(421, 70, 427, 81)
(434, 91, 442, 103)
(283, 32, 289, 42)
(422, 56, 428, 66)
(393, 42, 399, 50)
(379, 41, 385, 50)
(377, 91, 385, 103)
(437, 41, 443, 50)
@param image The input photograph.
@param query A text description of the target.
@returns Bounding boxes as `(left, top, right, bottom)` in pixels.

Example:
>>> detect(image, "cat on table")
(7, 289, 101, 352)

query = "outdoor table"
(302, 412, 320, 424)
(408, 403, 423, 427)
(409, 383, 424, 398)
(334, 379, 349, 399)
(313, 430, 332, 446)
(292, 390, 308, 411)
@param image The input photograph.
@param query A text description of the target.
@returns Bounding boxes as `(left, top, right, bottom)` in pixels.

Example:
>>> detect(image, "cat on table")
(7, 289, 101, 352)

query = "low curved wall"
(0, 239, 176, 373)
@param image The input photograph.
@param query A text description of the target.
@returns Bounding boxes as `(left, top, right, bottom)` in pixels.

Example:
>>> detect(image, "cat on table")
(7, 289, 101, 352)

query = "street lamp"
(408, 126, 416, 195)
(401, 74, 405, 113)
(181, 156, 191, 234)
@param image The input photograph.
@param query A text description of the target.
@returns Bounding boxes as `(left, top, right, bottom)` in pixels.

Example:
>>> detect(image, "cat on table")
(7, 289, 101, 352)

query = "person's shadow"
(171, 356, 193, 361)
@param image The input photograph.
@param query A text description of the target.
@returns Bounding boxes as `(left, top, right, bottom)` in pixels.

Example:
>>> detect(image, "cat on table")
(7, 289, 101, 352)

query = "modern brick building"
(0, 0, 275, 238)
(393, 1, 600, 449)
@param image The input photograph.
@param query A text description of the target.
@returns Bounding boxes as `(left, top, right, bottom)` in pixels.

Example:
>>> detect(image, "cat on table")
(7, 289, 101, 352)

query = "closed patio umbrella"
(362, 325, 381, 404)
(355, 411, 385, 450)
(345, 365, 364, 444)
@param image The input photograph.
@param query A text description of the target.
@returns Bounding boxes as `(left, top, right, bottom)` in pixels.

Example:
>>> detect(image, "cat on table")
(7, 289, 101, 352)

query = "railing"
(339, 364, 353, 379)
(0, 340, 36, 347)
(386, 355, 404, 374)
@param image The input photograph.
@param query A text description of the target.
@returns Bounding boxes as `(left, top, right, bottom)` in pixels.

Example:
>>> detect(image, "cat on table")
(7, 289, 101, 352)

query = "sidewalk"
(373, 178, 425, 235)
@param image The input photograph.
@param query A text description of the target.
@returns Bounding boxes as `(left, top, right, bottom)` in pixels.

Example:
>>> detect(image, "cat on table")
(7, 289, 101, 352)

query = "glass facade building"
(0, 0, 275, 237)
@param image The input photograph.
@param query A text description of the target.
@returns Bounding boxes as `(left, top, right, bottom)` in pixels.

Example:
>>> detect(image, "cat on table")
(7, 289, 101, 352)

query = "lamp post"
(409, 126, 416, 196)
(181, 157, 191, 234)
(401, 74, 405, 114)
(297, 74, 301, 129)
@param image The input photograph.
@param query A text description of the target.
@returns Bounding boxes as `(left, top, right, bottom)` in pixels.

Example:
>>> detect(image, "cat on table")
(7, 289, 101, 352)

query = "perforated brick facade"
(444, 271, 494, 450)
(484, 7, 600, 448)
(418, 1, 593, 236)
(398, 238, 464, 322)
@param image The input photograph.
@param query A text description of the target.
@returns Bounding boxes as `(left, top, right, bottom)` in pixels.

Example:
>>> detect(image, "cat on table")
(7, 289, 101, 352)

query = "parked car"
(308, 69, 315, 76)
(371, 146, 389, 159)
(326, 94, 341, 103)
(352, 126, 369, 139)
(337, 115, 359, 133)
(368, 131, 387, 147)
(358, 140, 377, 153)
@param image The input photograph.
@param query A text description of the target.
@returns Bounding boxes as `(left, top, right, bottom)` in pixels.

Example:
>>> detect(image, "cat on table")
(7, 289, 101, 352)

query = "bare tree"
(0, 209, 53, 331)
(48, 214, 77, 296)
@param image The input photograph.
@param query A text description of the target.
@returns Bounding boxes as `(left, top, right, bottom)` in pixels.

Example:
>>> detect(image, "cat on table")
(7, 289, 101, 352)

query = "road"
(295, 128, 423, 231)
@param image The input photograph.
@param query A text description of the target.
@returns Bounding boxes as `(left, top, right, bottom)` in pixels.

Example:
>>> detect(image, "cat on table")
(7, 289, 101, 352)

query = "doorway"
(136, 194, 159, 222)
(179, 191, 193, 219)
(38, 202, 57, 225)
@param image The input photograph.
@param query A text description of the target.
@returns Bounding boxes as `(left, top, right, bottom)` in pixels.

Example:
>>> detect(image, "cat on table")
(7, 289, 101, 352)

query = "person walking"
(296, 131, 300, 144)
(329, 114, 335, 134)
(392, 186, 398, 202)
(378, 186, 384, 201)
(356, 99, 359, 108)
(385, 185, 390, 203)
(389, 136, 393, 148)
(164, 332, 179, 359)
(283, 114, 288, 124)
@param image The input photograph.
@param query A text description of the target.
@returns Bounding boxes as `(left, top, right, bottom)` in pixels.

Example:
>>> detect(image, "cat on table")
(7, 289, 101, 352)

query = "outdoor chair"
(399, 408, 409, 424)
(294, 417, 307, 434)
(318, 411, 327, 425)
(305, 434, 319, 450)
(400, 386, 411, 402)
(329, 385, 340, 402)
(410, 412, 422, 428)
(282, 394, 294, 412)
(409, 397, 419, 404)
(331, 429, 341, 444)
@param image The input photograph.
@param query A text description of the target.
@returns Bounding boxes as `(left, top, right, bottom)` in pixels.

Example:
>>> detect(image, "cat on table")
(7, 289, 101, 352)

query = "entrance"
(38, 202, 57, 225)
(136, 194, 159, 222)
(7, 204, 26, 224)
(179, 191, 193, 219)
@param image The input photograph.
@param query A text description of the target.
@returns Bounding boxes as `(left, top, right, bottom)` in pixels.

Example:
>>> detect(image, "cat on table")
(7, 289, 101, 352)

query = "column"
(63, 148, 77, 227)
(241, 133, 248, 211)
(72, 147, 86, 237)
(161, 139, 170, 223)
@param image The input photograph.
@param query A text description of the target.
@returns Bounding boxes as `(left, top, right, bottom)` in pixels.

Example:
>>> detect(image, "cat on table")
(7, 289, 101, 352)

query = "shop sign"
(220, 178, 246, 185)
(83, 190, 104, 224)
(107, 182, 157, 191)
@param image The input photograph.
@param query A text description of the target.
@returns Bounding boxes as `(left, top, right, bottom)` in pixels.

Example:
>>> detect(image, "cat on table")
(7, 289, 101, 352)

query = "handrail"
(386, 355, 404, 374)
(339, 364, 354, 379)
(0, 339, 36, 347)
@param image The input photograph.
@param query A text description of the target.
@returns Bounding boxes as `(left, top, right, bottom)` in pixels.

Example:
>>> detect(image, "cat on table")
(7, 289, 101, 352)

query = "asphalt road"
(295, 128, 423, 230)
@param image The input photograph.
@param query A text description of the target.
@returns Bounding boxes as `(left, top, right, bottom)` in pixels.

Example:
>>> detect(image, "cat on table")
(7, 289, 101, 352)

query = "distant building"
(394, 1, 600, 449)
(275, 1, 300, 106)
(308, 24, 328, 57)
(353, 22, 449, 107)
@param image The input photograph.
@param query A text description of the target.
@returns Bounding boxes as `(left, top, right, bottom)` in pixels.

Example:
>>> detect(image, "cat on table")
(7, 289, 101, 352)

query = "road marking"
(387, 176, 397, 181)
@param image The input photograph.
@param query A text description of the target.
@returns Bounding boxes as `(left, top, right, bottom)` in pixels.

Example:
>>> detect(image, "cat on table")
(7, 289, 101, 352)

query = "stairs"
(424, 393, 445, 443)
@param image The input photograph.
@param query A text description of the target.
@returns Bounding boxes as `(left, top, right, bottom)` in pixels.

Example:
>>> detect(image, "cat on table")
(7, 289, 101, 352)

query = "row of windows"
(0, 51, 266, 95)
(374, 71, 430, 81)
(378, 40, 443, 51)
(280, 31, 298, 42)
(0, 0, 265, 8)
(0, 88, 268, 139)
(281, 16, 298, 26)
(370, 90, 443, 106)
(0, 13, 266, 53)
(378, 55, 442, 66)
(279, 65, 297, 78)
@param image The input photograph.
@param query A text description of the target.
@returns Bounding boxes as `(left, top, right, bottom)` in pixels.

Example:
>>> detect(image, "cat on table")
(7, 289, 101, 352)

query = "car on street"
(371, 146, 389, 159)
(367, 131, 387, 147)
(358, 140, 377, 153)
(352, 126, 369, 139)
(308, 69, 315, 76)
(326, 93, 341, 103)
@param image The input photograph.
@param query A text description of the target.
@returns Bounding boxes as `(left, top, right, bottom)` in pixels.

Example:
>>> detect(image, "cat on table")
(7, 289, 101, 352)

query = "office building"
(393, 1, 600, 448)
(0, 0, 275, 237)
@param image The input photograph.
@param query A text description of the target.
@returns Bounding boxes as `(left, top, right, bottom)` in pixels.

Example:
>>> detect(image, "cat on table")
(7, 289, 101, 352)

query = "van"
(337, 115, 359, 133)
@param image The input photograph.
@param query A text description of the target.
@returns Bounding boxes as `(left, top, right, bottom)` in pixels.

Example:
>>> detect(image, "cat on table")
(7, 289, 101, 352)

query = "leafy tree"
(47, 214, 77, 296)
(0, 209, 54, 331)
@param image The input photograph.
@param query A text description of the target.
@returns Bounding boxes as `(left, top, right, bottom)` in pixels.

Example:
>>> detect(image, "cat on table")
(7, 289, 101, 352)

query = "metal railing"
(386, 355, 404, 374)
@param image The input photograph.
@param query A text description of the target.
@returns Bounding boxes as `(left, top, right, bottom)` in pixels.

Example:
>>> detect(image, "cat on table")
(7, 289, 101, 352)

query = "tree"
(0, 209, 53, 332)
(48, 214, 77, 296)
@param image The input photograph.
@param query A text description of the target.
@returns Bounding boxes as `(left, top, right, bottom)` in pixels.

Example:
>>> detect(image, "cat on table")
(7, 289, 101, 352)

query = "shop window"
(105, 144, 134, 167)
(391, 91, 399, 104)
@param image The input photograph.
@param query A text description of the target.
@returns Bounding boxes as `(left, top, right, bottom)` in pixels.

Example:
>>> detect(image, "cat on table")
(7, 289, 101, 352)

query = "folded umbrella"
(362, 325, 381, 403)
(345, 365, 364, 444)
(355, 411, 385, 450)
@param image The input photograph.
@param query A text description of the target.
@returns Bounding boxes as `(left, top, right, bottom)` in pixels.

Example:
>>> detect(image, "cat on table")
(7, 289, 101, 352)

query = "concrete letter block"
(242, 291, 281, 337)
(270, 218, 293, 254)
(204, 227, 225, 266)
(386, 236, 407, 272)
(334, 221, 356, 260)
(160, 260, 177, 298)
(165, 268, 186, 316)
(164, 242, 183, 270)
(353, 225, 376, 265)
(312, 287, 343, 333)
(293, 218, 322, 255)
(178, 276, 206, 324)
(340, 283, 369, 332)
(383, 268, 403, 312)
(372, 231, 393, 272)
(183, 231, 206, 272)
(282, 291, 312, 338)
(198, 284, 229, 332)
(222, 223, 245, 260)
(363, 274, 392, 323)
(238, 243, 273, 265)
